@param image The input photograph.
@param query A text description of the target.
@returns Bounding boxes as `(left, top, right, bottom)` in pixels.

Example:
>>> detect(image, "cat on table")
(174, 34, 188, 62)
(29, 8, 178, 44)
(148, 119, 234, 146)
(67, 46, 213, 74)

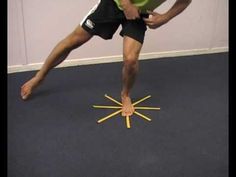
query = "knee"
(64, 31, 87, 50)
(67, 33, 82, 49)
(123, 53, 139, 68)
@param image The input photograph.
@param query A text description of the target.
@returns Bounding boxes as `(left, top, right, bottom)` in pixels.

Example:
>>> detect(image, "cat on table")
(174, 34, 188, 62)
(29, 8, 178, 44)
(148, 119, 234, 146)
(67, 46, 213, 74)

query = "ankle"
(121, 91, 130, 98)
(35, 72, 45, 82)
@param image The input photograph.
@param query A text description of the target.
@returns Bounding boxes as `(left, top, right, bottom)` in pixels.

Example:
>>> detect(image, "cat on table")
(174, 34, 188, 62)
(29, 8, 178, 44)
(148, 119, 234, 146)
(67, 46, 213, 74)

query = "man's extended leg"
(121, 36, 142, 116)
(21, 26, 93, 100)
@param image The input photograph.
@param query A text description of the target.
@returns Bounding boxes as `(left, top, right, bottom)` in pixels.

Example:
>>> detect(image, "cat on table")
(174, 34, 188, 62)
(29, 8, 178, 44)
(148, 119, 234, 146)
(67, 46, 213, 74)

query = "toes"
(122, 110, 128, 117)
(122, 109, 133, 117)
(21, 92, 29, 100)
(21, 89, 26, 99)
(22, 95, 27, 100)
(21, 88, 30, 100)
(121, 96, 134, 116)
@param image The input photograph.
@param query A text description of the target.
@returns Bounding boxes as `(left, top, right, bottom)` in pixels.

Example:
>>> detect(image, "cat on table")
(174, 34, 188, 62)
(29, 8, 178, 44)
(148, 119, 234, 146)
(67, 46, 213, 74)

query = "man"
(20, 0, 192, 116)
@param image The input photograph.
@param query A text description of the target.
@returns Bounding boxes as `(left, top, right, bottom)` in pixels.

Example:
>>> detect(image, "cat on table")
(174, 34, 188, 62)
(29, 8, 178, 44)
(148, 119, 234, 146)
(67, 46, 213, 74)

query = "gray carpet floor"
(8, 53, 228, 177)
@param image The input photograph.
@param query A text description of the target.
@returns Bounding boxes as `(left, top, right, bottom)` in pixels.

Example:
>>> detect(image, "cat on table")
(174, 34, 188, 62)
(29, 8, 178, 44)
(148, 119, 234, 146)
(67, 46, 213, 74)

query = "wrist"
(120, 0, 132, 9)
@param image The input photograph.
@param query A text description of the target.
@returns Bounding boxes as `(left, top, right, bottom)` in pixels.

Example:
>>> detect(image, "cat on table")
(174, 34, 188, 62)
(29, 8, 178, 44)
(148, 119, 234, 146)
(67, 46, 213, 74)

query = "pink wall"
(8, 0, 27, 66)
(8, 0, 228, 66)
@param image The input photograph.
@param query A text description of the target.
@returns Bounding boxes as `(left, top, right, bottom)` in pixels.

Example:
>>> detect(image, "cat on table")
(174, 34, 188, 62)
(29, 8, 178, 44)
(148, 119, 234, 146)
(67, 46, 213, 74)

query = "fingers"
(126, 15, 140, 20)
(142, 11, 155, 24)
(143, 11, 159, 27)
(125, 13, 140, 20)
(143, 17, 154, 26)
(134, 14, 141, 19)
(123, 4, 140, 20)
(125, 11, 140, 20)
(142, 17, 156, 29)
(147, 10, 157, 15)
(143, 17, 152, 23)
(133, 11, 141, 19)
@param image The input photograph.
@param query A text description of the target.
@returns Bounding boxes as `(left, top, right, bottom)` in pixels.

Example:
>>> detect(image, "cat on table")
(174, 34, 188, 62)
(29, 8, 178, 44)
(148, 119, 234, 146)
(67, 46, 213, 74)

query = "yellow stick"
(132, 95, 151, 106)
(126, 116, 131, 129)
(134, 111, 152, 121)
(93, 105, 122, 109)
(97, 110, 122, 123)
(134, 106, 160, 110)
(104, 94, 122, 106)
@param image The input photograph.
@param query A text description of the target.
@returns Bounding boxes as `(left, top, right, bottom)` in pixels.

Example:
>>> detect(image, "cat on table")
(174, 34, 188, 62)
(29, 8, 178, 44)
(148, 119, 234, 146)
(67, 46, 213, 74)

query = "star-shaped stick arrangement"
(93, 94, 160, 129)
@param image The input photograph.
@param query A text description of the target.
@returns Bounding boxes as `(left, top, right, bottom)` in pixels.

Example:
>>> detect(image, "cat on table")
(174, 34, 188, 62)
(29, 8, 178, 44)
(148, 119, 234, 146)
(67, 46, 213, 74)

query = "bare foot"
(121, 94, 135, 117)
(20, 77, 42, 100)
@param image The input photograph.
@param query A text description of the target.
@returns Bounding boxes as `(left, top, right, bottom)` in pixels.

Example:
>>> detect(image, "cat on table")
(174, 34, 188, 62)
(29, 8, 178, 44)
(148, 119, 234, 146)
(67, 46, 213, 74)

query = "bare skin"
(21, 76, 43, 100)
(21, 26, 93, 100)
(21, 0, 191, 117)
(121, 36, 142, 116)
(118, 0, 142, 116)
(119, 0, 192, 116)
(20, 26, 141, 117)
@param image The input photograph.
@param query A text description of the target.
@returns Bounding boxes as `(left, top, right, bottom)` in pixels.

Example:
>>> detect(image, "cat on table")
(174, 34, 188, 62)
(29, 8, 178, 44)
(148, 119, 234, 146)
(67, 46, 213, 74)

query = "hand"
(122, 3, 140, 20)
(143, 10, 169, 29)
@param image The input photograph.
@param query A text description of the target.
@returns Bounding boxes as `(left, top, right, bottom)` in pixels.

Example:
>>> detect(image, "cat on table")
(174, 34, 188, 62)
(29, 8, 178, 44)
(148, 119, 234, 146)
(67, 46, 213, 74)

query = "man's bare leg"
(121, 36, 142, 116)
(21, 26, 93, 100)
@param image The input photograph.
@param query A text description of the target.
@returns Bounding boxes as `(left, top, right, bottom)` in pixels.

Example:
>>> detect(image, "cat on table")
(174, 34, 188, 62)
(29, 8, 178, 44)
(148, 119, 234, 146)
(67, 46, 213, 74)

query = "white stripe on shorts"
(80, 0, 101, 26)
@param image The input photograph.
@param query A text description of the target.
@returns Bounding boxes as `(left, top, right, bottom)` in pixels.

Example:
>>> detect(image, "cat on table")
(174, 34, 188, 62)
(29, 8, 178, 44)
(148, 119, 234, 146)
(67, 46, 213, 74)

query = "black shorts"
(80, 0, 148, 44)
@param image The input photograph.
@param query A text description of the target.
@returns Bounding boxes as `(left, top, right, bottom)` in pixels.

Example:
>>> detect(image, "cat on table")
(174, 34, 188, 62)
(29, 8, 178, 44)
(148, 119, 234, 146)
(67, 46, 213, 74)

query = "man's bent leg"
(121, 36, 142, 116)
(21, 26, 93, 100)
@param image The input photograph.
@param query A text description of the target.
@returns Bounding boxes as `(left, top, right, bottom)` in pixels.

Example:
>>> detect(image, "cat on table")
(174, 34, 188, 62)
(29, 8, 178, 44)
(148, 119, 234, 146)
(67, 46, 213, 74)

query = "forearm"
(164, 0, 192, 21)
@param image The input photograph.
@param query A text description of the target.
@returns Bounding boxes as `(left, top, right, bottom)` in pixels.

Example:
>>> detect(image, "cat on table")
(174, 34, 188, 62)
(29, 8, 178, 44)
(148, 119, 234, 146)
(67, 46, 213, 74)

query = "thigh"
(72, 25, 93, 42)
(65, 25, 93, 49)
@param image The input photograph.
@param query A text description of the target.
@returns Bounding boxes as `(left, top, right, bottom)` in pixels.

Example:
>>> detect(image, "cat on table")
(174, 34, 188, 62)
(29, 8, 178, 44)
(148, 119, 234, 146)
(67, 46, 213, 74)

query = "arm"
(165, 0, 192, 20)
(120, 0, 140, 20)
(143, 0, 192, 29)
